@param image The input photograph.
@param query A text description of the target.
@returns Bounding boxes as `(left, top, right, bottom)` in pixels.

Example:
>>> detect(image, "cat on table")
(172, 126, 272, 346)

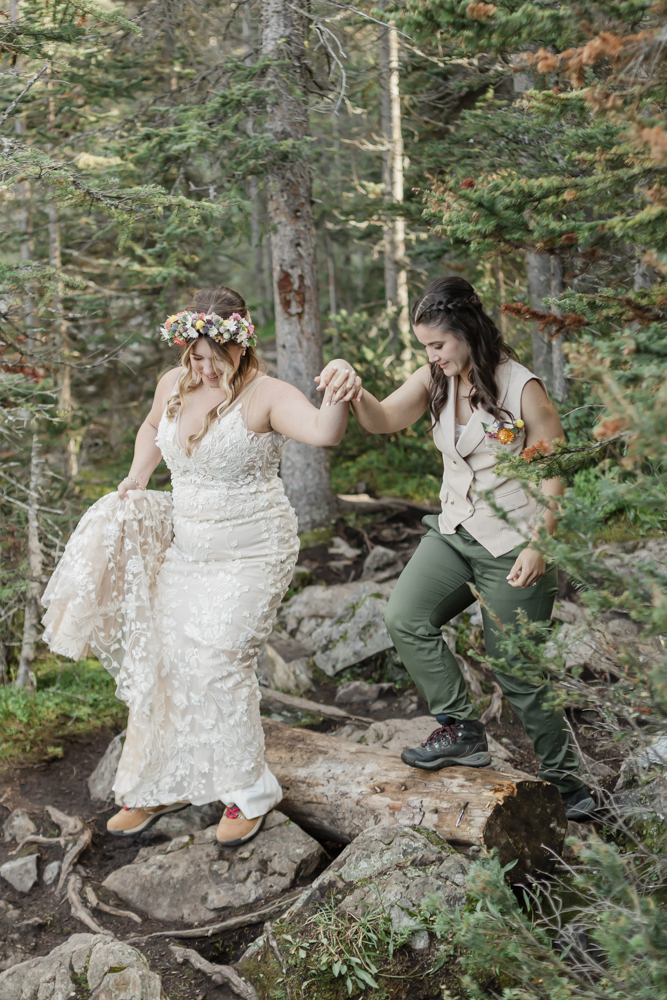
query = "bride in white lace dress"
(41, 285, 361, 845)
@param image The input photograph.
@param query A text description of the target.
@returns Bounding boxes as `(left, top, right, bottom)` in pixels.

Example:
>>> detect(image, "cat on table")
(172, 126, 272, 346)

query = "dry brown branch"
(45, 805, 84, 836)
(126, 890, 303, 943)
(260, 687, 372, 724)
(169, 945, 259, 1000)
(67, 875, 113, 936)
(9, 834, 66, 855)
(480, 681, 504, 726)
(84, 885, 142, 924)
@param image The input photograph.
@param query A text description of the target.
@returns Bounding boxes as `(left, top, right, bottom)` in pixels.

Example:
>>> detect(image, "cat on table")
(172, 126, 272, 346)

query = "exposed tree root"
(84, 885, 142, 924)
(480, 681, 503, 725)
(169, 944, 259, 1000)
(67, 875, 113, 936)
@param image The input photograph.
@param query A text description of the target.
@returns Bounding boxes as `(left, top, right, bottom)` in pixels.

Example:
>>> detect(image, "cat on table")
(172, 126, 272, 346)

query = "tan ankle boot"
(216, 804, 265, 846)
(106, 802, 189, 836)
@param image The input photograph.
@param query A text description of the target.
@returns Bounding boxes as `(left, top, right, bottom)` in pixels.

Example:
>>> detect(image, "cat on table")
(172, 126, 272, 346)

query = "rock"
(238, 825, 471, 983)
(579, 751, 616, 781)
(152, 802, 224, 837)
(360, 545, 403, 582)
(103, 810, 324, 924)
(87, 730, 126, 803)
(615, 734, 667, 791)
(328, 536, 361, 559)
(334, 680, 394, 705)
(2, 809, 37, 844)
(0, 932, 164, 1000)
(257, 644, 313, 695)
(0, 901, 25, 973)
(0, 854, 39, 894)
(613, 776, 667, 823)
(43, 860, 61, 886)
(312, 595, 394, 676)
(279, 581, 394, 635)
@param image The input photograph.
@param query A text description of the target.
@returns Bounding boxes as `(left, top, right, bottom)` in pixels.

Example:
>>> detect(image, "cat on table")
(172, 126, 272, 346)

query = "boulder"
(334, 680, 394, 705)
(0, 901, 25, 973)
(360, 545, 403, 582)
(152, 802, 224, 837)
(257, 644, 314, 695)
(0, 933, 163, 1000)
(615, 734, 667, 791)
(312, 595, 394, 676)
(0, 854, 39, 894)
(102, 810, 323, 924)
(2, 809, 37, 844)
(237, 825, 472, 989)
(279, 581, 394, 636)
(87, 730, 126, 803)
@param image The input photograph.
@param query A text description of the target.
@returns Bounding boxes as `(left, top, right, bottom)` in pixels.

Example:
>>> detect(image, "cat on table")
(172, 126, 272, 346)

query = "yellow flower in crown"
(164, 315, 177, 329)
(195, 319, 205, 330)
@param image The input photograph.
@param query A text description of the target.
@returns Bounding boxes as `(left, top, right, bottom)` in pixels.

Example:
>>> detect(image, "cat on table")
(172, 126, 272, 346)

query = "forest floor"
(0, 504, 624, 997)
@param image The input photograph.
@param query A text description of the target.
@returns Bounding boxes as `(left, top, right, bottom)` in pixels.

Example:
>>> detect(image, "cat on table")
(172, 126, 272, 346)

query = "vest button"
(449, 498, 455, 505)
(467, 506, 473, 515)
(451, 459, 458, 468)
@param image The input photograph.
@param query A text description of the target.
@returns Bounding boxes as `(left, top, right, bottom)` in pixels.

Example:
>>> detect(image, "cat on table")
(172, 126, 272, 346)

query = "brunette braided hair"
(410, 276, 517, 424)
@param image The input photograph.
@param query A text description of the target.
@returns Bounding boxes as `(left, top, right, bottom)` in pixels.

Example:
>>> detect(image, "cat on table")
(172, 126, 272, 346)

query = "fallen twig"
(85, 885, 142, 924)
(67, 875, 113, 936)
(169, 945, 259, 1000)
(480, 681, 503, 726)
(261, 687, 372, 725)
(126, 890, 302, 942)
(265, 920, 286, 972)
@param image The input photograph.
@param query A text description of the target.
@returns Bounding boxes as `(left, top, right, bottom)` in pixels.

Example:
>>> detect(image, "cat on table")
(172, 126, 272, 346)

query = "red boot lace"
(421, 723, 463, 748)
(224, 804, 241, 820)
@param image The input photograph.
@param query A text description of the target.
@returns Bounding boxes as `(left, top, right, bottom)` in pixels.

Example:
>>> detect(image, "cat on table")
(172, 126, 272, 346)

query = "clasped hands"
(315, 359, 363, 405)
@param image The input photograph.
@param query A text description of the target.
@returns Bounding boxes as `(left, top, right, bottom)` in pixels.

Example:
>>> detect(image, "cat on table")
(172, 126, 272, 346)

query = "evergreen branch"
(0, 63, 48, 130)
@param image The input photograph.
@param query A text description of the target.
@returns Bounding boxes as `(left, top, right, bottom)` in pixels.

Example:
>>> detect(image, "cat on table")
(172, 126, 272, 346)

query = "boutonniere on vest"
(482, 417, 525, 446)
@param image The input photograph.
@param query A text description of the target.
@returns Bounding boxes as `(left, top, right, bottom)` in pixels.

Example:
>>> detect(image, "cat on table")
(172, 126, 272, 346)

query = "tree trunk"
(549, 255, 567, 402)
(15, 433, 45, 689)
(378, 16, 410, 354)
(260, 0, 336, 531)
(263, 719, 567, 877)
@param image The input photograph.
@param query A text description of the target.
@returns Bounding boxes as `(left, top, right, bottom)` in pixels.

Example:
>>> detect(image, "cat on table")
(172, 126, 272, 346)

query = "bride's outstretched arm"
(262, 373, 358, 447)
(117, 368, 181, 498)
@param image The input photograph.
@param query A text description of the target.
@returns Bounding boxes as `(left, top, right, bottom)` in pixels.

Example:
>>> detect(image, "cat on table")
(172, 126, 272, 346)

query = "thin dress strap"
(228, 374, 268, 429)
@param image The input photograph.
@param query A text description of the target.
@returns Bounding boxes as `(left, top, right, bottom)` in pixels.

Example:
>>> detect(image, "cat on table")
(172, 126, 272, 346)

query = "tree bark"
(15, 433, 45, 689)
(378, 16, 410, 354)
(260, 0, 336, 531)
(549, 255, 567, 402)
(263, 719, 567, 877)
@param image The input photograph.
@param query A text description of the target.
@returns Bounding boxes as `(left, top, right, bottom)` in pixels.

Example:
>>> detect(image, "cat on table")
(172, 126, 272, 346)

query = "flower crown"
(159, 311, 257, 349)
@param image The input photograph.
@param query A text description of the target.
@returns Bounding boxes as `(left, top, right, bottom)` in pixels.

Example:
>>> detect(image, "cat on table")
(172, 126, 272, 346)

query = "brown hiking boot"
(106, 802, 189, 837)
(216, 804, 265, 846)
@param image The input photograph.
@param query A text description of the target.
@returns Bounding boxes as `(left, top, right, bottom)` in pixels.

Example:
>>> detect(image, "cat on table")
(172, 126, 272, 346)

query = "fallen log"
(260, 686, 372, 724)
(262, 719, 567, 876)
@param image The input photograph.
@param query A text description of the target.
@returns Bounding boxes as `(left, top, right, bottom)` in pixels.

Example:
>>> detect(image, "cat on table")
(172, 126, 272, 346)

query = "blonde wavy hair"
(164, 286, 263, 456)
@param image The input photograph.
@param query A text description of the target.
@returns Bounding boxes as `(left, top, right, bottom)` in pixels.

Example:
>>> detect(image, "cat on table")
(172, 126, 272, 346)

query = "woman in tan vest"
(318, 276, 593, 821)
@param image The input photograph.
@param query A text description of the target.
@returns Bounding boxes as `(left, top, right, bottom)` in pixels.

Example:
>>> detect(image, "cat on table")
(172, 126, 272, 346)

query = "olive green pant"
(384, 517, 582, 794)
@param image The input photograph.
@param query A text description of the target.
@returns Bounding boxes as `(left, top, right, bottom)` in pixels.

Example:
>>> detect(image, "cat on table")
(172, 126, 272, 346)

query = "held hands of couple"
(506, 547, 547, 588)
(315, 359, 363, 406)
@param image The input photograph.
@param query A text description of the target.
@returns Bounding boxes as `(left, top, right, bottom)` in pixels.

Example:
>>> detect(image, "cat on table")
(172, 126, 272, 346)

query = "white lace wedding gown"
(42, 376, 299, 814)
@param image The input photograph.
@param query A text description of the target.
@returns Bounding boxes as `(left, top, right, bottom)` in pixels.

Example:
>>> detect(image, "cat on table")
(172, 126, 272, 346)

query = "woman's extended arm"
(507, 379, 565, 588)
(117, 368, 181, 499)
(317, 358, 431, 434)
(260, 375, 354, 446)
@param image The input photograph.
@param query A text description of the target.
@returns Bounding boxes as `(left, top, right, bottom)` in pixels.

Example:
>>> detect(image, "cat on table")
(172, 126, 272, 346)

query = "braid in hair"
(410, 277, 516, 424)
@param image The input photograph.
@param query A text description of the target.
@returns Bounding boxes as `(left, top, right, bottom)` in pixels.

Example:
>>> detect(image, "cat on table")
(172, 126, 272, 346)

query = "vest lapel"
(456, 408, 486, 459)
(433, 376, 457, 456)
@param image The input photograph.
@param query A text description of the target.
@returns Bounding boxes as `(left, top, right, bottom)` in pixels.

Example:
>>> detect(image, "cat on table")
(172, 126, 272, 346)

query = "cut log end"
(483, 777, 568, 874)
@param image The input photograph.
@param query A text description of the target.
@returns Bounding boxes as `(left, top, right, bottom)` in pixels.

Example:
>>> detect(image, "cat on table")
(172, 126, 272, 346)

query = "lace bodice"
(156, 378, 292, 520)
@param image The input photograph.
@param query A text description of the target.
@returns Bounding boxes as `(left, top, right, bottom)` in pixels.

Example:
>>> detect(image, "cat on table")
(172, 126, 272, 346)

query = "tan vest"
(432, 359, 542, 558)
